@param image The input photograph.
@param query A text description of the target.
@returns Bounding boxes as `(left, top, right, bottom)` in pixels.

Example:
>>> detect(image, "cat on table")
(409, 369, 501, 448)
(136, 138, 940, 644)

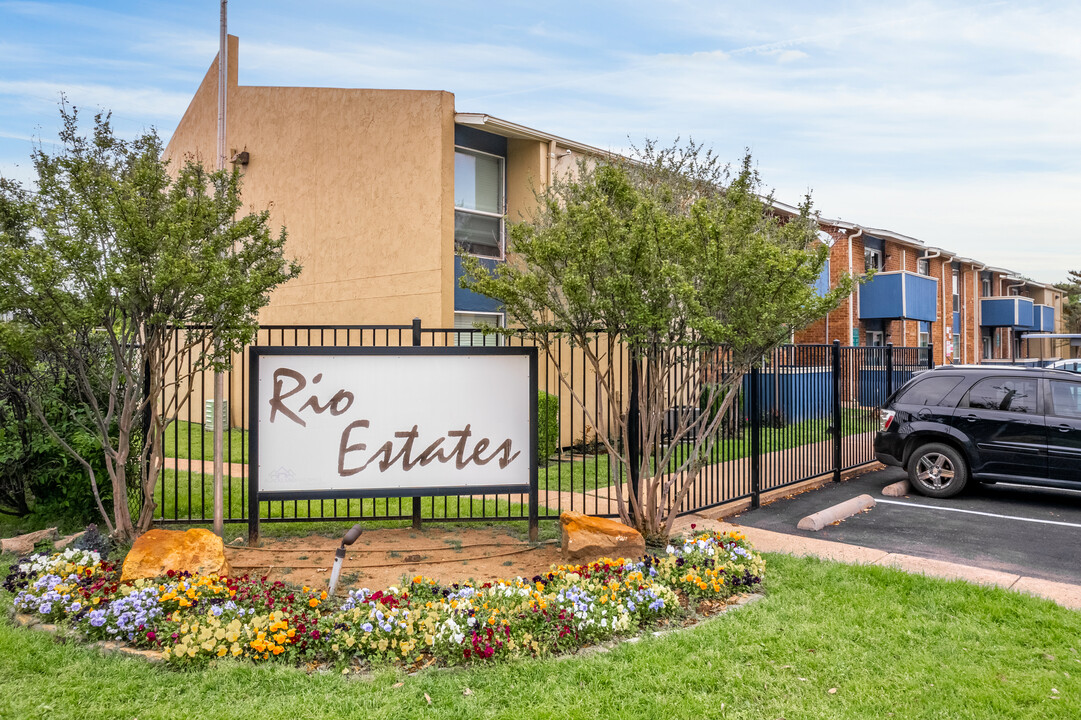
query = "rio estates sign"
(247, 346, 538, 539)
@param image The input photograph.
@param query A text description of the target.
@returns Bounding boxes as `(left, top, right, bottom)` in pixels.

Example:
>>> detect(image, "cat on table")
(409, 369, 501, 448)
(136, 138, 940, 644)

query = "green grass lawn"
(163, 420, 248, 464)
(162, 408, 873, 498)
(1, 552, 1078, 719)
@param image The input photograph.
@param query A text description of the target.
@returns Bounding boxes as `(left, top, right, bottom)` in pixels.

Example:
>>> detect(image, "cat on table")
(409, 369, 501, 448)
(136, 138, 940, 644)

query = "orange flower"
(308, 598, 320, 608)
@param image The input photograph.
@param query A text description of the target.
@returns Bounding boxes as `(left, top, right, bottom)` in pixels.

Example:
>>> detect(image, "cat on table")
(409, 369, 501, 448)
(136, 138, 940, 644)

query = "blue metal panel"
(981, 297, 1034, 328)
(858, 369, 917, 407)
(813, 260, 830, 297)
(454, 256, 502, 313)
(743, 368, 832, 423)
(903, 273, 938, 322)
(859, 272, 903, 319)
(859, 272, 937, 321)
(1035, 304, 1055, 332)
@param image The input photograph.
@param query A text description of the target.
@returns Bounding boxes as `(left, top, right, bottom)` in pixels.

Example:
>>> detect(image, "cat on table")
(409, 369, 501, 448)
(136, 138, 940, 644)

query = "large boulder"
(1, 527, 59, 556)
(560, 511, 646, 563)
(121, 528, 230, 582)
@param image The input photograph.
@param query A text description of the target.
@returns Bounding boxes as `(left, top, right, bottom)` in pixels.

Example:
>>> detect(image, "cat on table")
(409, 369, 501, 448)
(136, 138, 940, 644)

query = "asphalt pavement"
(728, 466, 1081, 586)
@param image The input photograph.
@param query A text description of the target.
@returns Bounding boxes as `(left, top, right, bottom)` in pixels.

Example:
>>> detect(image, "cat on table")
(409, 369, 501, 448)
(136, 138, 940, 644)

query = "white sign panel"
(253, 350, 534, 494)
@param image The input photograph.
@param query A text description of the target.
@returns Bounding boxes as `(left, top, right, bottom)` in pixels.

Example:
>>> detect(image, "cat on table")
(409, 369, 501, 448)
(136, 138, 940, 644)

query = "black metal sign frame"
(247, 345, 538, 542)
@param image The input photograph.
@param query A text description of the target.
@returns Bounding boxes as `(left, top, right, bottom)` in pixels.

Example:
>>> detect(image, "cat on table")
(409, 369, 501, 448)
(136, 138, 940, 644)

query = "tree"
(0, 105, 301, 541)
(1056, 271, 1081, 336)
(461, 143, 854, 542)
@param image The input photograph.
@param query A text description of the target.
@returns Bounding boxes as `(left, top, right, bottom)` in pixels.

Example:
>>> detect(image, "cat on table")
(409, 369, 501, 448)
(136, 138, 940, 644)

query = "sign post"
(247, 346, 537, 544)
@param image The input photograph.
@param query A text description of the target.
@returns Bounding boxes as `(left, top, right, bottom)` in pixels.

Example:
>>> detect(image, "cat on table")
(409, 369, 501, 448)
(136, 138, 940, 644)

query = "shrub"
(538, 391, 559, 464)
(0, 368, 114, 524)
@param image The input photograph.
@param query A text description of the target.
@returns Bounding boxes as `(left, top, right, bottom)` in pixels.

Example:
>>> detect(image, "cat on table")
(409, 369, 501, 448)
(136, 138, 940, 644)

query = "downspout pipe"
(849, 226, 863, 345)
(973, 263, 986, 362)
(941, 254, 954, 363)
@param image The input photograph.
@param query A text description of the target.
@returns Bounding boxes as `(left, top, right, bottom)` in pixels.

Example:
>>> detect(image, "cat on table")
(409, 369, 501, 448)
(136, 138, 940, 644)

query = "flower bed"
(2, 530, 764, 669)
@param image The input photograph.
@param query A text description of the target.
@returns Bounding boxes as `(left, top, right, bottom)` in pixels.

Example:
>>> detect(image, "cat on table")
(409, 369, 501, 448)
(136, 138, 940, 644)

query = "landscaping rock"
(1, 527, 59, 556)
(121, 528, 231, 582)
(560, 511, 645, 563)
(54, 531, 87, 550)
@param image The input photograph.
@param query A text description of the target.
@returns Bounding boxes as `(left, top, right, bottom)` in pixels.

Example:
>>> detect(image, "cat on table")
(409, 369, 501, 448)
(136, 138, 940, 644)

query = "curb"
(797, 494, 875, 531)
(679, 516, 1081, 610)
(882, 480, 911, 497)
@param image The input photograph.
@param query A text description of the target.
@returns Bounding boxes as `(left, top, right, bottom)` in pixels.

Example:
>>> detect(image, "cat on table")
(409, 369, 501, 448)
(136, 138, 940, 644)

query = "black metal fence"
(154, 324, 932, 528)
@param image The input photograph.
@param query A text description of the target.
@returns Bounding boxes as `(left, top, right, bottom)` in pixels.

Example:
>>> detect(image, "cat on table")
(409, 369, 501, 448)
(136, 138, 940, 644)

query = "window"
(867, 330, 884, 347)
(453, 312, 503, 347)
(1049, 381, 1081, 419)
(917, 258, 930, 276)
(864, 248, 882, 272)
(918, 332, 930, 348)
(896, 376, 964, 407)
(982, 335, 992, 359)
(981, 278, 991, 297)
(966, 377, 1038, 414)
(455, 148, 504, 258)
(952, 269, 960, 313)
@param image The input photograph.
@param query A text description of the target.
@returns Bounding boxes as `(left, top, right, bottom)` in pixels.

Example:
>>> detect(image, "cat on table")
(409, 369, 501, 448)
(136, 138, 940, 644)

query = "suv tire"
(908, 443, 968, 498)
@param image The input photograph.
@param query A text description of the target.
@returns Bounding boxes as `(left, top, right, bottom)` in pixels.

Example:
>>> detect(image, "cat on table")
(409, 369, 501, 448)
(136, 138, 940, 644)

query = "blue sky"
(2, 0, 1079, 283)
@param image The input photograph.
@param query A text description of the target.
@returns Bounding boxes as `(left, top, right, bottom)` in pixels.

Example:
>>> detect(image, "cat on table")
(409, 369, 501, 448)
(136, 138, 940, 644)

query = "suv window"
(1049, 380, 1081, 419)
(966, 377, 1038, 414)
(894, 376, 964, 407)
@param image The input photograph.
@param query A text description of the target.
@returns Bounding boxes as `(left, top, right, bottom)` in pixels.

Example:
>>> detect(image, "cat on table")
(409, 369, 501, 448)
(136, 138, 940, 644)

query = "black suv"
(874, 366, 1081, 498)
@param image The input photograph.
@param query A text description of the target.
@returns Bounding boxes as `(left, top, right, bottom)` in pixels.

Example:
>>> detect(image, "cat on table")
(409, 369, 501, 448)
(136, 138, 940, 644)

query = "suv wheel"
(908, 443, 968, 498)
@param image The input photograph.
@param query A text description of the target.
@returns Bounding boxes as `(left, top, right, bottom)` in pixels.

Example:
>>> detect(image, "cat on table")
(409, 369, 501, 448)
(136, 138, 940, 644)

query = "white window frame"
(982, 334, 992, 359)
(917, 258, 930, 276)
(981, 278, 991, 297)
(453, 311, 506, 347)
(454, 146, 506, 260)
(952, 268, 960, 312)
(867, 330, 884, 347)
(864, 248, 882, 273)
(919, 331, 930, 348)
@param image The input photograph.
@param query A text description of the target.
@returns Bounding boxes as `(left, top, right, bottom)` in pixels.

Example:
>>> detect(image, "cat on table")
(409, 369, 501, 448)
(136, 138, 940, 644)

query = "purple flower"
(88, 609, 107, 627)
(361, 623, 373, 633)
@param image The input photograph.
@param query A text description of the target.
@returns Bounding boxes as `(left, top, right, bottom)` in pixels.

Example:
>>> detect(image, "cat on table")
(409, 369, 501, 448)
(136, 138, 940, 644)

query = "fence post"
(627, 350, 641, 525)
(749, 365, 761, 509)
(411, 317, 423, 531)
(141, 356, 152, 515)
(885, 342, 894, 399)
(927, 342, 935, 370)
(832, 339, 842, 483)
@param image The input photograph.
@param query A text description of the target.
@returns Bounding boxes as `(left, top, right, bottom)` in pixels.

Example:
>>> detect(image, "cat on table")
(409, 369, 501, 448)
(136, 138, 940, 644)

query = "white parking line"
(876, 498, 1081, 529)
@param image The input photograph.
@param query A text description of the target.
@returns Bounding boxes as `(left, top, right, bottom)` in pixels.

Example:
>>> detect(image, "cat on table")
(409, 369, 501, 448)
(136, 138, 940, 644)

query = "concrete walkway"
(163, 457, 248, 478)
(672, 514, 1081, 610)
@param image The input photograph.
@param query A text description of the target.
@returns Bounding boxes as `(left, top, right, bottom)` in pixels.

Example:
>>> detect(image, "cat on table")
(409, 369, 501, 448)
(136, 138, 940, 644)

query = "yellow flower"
(216, 646, 228, 657)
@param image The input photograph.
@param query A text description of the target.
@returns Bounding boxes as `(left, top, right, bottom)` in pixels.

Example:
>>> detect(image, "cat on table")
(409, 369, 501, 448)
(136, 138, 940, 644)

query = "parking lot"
(730, 466, 1081, 586)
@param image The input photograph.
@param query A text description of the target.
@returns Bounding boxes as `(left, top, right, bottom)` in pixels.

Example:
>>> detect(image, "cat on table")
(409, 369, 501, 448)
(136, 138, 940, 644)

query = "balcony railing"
(858, 271, 938, 322)
(1032, 304, 1055, 332)
(980, 296, 1034, 329)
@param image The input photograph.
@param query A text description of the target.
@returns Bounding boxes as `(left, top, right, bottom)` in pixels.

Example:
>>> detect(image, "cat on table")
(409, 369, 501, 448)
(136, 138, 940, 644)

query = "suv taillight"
(880, 409, 896, 432)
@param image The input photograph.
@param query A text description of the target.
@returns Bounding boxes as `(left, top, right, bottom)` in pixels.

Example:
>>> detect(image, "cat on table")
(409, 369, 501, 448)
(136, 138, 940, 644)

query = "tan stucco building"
(165, 35, 604, 333)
